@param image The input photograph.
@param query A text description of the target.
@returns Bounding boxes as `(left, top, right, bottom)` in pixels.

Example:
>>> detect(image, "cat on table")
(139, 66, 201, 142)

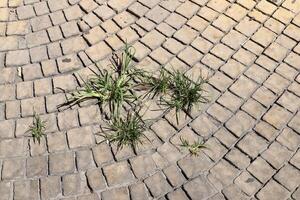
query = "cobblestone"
(0, 0, 299, 199)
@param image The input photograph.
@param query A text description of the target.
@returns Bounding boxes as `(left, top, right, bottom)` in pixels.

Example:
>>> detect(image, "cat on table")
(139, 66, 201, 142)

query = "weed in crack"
(180, 136, 206, 156)
(28, 113, 46, 144)
(99, 110, 148, 151)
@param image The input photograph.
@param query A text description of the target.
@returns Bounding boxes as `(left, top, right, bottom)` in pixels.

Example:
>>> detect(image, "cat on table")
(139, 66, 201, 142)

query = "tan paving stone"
(248, 157, 275, 183)
(234, 171, 261, 196)
(103, 161, 135, 186)
(184, 176, 216, 199)
(14, 180, 39, 200)
(257, 179, 289, 200)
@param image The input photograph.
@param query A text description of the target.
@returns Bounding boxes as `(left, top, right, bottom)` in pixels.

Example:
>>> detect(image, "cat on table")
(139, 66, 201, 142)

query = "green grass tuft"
(100, 110, 148, 150)
(28, 113, 46, 144)
(158, 70, 209, 123)
(66, 44, 145, 116)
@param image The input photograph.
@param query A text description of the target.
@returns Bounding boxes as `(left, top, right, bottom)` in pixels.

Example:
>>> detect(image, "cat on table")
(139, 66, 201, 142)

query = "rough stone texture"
(0, 0, 299, 199)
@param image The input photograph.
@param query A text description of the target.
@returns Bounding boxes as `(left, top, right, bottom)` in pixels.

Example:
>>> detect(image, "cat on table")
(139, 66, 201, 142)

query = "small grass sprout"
(28, 113, 46, 144)
(100, 110, 148, 150)
(180, 137, 206, 156)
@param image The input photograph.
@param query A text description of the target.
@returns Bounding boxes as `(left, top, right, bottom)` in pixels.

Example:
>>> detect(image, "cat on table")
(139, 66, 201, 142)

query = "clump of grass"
(65, 44, 145, 116)
(143, 68, 172, 99)
(180, 137, 206, 156)
(144, 69, 209, 123)
(28, 113, 46, 144)
(100, 110, 148, 150)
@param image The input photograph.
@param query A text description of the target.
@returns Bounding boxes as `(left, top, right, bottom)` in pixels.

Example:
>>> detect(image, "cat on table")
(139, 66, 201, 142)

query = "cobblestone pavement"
(0, 0, 300, 199)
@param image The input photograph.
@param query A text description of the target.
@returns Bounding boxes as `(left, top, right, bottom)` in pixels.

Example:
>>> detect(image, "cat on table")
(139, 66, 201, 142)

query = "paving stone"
(128, 2, 149, 17)
(130, 154, 156, 178)
(263, 104, 292, 129)
(0, 120, 14, 139)
(274, 164, 300, 191)
(178, 152, 213, 178)
(64, 5, 83, 20)
(76, 149, 95, 170)
(144, 172, 172, 198)
(210, 159, 240, 187)
(156, 22, 176, 37)
(288, 112, 300, 134)
(40, 176, 61, 199)
(141, 29, 165, 50)
(167, 188, 189, 200)
(0, 138, 26, 158)
(146, 5, 169, 23)
(61, 36, 87, 54)
(184, 175, 216, 200)
(30, 15, 52, 32)
(92, 143, 114, 166)
(222, 184, 249, 200)
(214, 128, 237, 148)
(48, 0, 69, 12)
(6, 49, 30, 66)
(62, 173, 81, 196)
(26, 30, 50, 48)
(157, 142, 183, 163)
(53, 74, 77, 93)
(67, 126, 94, 149)
(77, 194, 100, 200)
(49, 152, 75, 175)
(213, 14, 236, 32)
(2, 158, 25, 179)
(164, 12, 187, 29)
(262, 142, 292, 169)
(0, 181, 11, 200)
(21, 97, 45, 117)
(174, 25, 198, 44)
(163, 165, 185, 187)
(102, 187, 130, 200)
(226, 148, 250, 169)
(14, 180, 39, 200)
(17, 5, 35, 19)
(29, 137, 47, 156)
(86, 42, 111, 62)
(234, 171, 261, 196)
(248, 156, 275, 183)
(26, 156, 48, 178)
(5, 100, 20, 119)
(237, 132, 268, 158)
(257, 179, 289, 200)
(29, 46, 48, 63)
(86, 168, 106, 191)
(103, 161, 134, 186)
(129, 183, 150, 200)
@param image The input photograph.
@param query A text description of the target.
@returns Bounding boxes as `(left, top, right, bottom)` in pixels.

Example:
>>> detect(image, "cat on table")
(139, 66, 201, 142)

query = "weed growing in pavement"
(180, 137, 206, 156)
(65, 44, 145, 116)
(99, 110, 148, 150)
(159, 70, 209, 124)
(62, 44, 209, 151)
(28, 113, 46, 144)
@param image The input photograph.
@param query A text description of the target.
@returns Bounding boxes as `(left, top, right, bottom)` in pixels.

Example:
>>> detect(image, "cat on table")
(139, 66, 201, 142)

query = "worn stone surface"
(0, 0, 299, 199)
